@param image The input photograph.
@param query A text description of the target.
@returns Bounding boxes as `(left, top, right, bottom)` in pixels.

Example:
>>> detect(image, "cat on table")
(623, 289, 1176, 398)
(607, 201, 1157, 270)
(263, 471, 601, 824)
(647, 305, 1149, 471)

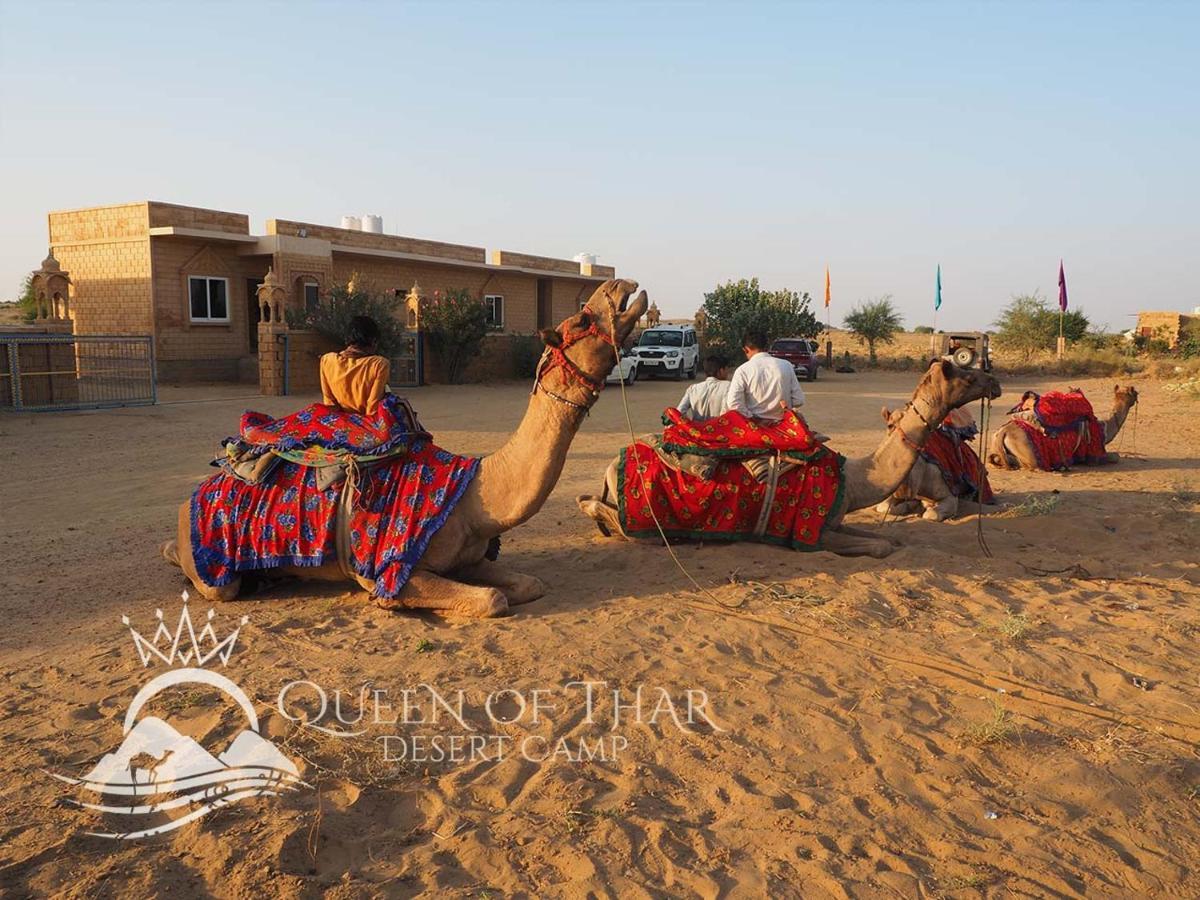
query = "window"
(484, 294, 504, 330)
(303, 281, 320, 313)
(189, 276, 229, 322)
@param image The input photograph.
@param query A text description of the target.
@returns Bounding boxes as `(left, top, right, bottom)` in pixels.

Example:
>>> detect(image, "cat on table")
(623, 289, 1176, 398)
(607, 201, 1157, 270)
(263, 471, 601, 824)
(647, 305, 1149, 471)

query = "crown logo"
(122, 591, 248, 668)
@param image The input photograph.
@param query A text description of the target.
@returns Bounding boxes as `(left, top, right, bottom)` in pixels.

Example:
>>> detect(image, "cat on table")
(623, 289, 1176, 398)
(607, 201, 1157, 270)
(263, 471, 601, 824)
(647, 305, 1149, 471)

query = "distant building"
(1135, 310, 1198, 348)
(44, 201, 614, 383)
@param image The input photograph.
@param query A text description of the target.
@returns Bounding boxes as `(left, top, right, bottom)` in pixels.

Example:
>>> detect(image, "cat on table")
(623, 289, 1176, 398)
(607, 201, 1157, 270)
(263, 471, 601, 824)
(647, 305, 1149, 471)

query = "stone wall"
(268, 220, 485, 264)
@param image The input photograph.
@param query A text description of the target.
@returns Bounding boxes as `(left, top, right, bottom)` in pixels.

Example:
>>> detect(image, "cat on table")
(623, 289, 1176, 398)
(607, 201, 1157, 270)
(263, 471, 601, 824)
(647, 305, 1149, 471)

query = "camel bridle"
(533, 315, 618, 412)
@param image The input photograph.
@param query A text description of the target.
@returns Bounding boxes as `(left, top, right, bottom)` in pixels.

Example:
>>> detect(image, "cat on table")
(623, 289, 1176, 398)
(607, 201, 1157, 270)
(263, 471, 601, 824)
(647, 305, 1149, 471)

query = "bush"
(424, 288, 490, 384)
(993, 293, 1090, 353)
(698, 278, 820, 360)
(288, 281, 406, 354)
(843, 296, 904, 364)
(1179, 318, 1200, 359)
(912, 325, 934, 334)
(509, 333, 544, 379)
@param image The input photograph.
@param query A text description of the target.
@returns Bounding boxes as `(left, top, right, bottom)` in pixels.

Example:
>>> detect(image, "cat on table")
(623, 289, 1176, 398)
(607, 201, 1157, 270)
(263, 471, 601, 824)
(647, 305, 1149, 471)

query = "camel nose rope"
(606, 299, 746, 609)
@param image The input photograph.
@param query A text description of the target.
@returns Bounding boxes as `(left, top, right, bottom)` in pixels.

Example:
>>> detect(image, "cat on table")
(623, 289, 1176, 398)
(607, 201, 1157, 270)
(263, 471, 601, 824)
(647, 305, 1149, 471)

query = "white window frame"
(188, 275, 231, 323)
(484, 294, 504, 330)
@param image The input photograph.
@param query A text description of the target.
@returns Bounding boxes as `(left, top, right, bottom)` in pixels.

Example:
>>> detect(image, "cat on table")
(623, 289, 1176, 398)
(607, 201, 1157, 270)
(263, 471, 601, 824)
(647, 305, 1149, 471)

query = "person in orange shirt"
(319, 316, 391, 416)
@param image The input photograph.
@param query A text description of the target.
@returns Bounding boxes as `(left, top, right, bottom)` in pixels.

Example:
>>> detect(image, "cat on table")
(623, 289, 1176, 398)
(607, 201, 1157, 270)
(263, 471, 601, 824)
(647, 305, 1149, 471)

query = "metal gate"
(1, 335, 156, 412)
(390, 331, 423, 387)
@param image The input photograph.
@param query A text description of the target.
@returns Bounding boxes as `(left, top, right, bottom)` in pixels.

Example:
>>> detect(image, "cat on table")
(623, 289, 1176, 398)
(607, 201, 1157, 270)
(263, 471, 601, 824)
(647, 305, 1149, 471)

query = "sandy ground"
(1, 370, 1198, 898)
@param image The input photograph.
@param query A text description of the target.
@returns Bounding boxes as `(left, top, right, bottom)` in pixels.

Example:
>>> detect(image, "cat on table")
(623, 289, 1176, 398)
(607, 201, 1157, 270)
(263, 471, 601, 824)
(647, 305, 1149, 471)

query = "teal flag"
(935, 264, 942, 311)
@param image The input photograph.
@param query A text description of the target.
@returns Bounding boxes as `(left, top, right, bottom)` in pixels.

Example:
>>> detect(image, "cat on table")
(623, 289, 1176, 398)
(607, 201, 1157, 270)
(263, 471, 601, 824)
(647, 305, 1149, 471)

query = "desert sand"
(1, 371, 1198, 897)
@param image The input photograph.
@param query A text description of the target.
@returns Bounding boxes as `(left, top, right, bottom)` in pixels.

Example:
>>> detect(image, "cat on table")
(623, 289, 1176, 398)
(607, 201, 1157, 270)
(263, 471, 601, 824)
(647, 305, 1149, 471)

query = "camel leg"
(829, 522, 900, 546)
(169, 501, 241, 602)
(576, 495, 628, 538)
(819, 528, 896, 558)
(454, 561, 546, 605)
(875, 497, 922, 517)
(922, 494, 959, 521)
(374, 570, 508, 618)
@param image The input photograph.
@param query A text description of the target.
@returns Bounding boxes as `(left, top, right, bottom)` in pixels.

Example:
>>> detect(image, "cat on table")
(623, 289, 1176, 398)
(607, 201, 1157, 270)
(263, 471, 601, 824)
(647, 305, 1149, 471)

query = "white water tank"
(341, 215, 361, 231)
(573, 252, 598, 268)
(362, 214, 383, 234)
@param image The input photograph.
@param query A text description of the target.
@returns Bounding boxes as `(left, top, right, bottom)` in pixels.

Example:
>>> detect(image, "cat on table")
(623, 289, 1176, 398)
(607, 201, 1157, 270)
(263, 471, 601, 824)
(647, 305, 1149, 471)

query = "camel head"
(1114, 384, 1139, 411)
(536, 279, 648, 403)
(915, 359, 1002, 415)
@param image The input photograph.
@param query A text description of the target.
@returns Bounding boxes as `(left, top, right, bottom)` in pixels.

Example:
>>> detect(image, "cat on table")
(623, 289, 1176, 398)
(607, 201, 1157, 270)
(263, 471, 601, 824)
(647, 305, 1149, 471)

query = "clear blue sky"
(2, 1, 1197, 330)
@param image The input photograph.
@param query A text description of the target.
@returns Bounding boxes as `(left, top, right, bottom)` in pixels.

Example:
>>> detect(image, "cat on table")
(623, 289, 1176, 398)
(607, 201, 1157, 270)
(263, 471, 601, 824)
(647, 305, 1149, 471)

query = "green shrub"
(288, 282, 406, 354)
(912, 325, 934, 334)
(698, 279, 820, 360)
(424, 288, 490, 384)
(509, 333, 544, 379)
(993, 293, 1090, 353)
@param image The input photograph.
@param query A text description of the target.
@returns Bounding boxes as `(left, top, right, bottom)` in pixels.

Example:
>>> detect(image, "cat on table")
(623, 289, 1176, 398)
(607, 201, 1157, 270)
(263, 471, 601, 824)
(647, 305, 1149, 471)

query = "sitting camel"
(164, 279, 649, 618)
(987, 384, 1138, 471)
(874, 407, 997, 522)
(577, 359, 1002, 557)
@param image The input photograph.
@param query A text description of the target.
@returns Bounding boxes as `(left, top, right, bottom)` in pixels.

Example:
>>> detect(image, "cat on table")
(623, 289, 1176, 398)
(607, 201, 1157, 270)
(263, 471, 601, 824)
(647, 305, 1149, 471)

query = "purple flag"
(1058, 260, 1068, 311)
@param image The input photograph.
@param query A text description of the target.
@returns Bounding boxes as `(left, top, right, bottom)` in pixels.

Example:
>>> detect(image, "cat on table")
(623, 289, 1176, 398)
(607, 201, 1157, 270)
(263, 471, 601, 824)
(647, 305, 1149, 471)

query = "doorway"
(536, 278, 552, 330)
(246, 278, 263, 350)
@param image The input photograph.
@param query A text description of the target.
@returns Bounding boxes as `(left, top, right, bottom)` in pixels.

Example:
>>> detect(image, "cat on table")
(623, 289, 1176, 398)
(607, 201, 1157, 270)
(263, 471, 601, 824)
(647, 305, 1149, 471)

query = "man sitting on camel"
(676, 354, 731, 421)
(727, 329, 806, 422)
(319, 315, 391, 415)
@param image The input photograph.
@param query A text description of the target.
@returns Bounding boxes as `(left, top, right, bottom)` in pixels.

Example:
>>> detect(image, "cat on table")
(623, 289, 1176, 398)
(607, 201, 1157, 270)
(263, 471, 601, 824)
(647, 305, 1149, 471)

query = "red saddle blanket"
(659, 408, 824, 458)
(1007, 389, 1106, 469)
(190, 441, 479, 598)
(1014, 418, 1106, 470)
(618, 410, 844, 548)
(920, 428, 995, 503)
(1009, 389, 1096, 434)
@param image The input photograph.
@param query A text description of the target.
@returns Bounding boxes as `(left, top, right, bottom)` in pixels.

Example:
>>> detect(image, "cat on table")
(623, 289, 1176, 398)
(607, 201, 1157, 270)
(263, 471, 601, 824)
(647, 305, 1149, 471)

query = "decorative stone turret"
(257, 267, 289, 395)
(404, 281, 425, 330)
(30, 250, 73, 321)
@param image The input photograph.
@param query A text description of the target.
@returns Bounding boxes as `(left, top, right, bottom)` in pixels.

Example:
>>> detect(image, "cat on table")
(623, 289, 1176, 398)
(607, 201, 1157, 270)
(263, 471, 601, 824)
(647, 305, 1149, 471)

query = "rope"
(605, 299, 746, 609)
(975, 395, 994, 558)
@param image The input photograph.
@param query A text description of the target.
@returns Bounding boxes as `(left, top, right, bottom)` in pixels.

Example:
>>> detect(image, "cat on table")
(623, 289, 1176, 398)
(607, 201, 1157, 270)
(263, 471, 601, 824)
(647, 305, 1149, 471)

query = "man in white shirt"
(676, 355, 731, 420)
(727, 329, 806, 422)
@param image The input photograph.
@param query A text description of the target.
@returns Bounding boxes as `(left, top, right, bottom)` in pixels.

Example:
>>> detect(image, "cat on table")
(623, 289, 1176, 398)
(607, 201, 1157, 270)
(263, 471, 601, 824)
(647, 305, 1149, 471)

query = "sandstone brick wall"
(147, 202, 249, 235)
(269, 220, 485, 264)
(48, 203, 149, 244)
(150, 239, 267, 371)
(329, 255, 540, 334)
(490, 249, 580, 275)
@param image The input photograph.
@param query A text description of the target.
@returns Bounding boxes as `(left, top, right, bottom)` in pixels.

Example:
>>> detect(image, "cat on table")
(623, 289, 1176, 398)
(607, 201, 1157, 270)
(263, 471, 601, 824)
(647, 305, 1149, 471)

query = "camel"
(873, 407, 997, 522)
(128, 749, 174, 793)
(164, 279, 650, 618)
(576, 359, 1002, 557)
(987, 384, 1138, 471)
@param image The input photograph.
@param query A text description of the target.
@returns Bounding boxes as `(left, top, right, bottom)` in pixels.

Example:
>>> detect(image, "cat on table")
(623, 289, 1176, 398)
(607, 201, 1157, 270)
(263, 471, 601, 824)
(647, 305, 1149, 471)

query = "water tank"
(362, 214, 383, 234)
(573, 252, 598, 267)
(341, 215, 361, 231)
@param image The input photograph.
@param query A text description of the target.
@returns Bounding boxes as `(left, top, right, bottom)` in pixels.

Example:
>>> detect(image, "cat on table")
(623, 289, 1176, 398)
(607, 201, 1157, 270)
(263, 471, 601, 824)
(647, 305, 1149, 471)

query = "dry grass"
(962, 701, 1017, 747)
(995, 493, 1061, 518)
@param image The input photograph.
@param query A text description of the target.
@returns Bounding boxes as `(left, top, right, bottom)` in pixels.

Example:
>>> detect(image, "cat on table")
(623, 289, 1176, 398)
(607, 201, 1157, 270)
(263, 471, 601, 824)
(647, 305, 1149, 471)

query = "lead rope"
(975, 395, 994, 558)
(606, 301, 745, 609)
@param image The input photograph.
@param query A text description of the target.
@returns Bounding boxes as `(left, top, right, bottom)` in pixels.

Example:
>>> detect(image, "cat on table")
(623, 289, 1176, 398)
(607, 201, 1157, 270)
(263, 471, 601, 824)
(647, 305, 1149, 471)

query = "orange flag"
(824, 266, 831, 308)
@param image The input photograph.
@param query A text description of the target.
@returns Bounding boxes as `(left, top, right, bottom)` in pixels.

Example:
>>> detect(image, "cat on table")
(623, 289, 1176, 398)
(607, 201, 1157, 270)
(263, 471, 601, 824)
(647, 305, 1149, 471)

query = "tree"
(423, 288, 490, 384)
(993, 293, 1089, 354)
(16, 275, 38, 322)
(843, 296, 904, 364)
(289, 281, 406, 355)
(698, 278, 820, 357)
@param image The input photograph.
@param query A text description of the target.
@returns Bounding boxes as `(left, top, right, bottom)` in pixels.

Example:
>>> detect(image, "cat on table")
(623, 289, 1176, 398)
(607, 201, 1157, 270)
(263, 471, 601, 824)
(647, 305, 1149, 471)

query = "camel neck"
(472, 379, 590, 535)
(1104, 399, 1133, 444)
(842, 393, 945, 512)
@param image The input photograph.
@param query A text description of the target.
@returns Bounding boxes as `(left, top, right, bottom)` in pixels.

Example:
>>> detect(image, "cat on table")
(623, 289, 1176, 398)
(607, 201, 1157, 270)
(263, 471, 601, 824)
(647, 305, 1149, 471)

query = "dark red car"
(769, 338, 819, 381)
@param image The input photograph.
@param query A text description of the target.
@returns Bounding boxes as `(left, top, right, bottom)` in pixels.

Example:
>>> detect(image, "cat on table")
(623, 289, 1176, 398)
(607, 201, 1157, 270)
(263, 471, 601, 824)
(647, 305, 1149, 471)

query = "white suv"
(631, 324, 700, 380)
